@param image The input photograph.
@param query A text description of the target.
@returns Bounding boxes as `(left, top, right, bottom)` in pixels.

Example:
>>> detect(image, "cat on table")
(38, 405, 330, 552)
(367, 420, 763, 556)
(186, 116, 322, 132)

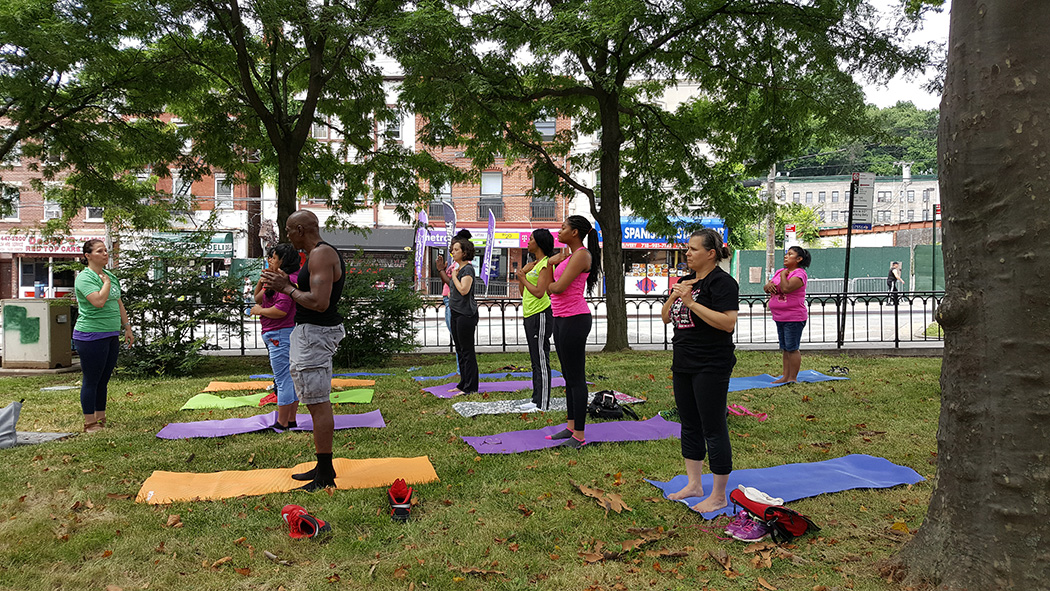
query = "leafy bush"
(336, 261, 423, 367)
(116, 230, 246, 376)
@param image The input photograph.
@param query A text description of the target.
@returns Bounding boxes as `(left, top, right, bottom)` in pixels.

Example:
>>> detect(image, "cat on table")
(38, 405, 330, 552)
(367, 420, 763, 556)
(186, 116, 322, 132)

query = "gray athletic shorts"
(289, 323, 346, 405)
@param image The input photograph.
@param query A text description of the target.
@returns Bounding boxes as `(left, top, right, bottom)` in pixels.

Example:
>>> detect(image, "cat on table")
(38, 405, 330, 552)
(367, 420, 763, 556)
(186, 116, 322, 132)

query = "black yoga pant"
(524, 308, 553, 408)
(673, 370, 733, 475)
(74, 336, 120, 415)
(553, 313, 591, 429)
(450, 311, 479, 393)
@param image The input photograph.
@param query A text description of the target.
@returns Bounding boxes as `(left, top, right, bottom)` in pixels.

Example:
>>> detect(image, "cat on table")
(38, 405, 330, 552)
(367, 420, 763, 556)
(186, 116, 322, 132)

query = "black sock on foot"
(295, 453, 336, 491)
(274, 422, 288, 432)
(287, 420, 298, 429)
(545, 428, 573, 440)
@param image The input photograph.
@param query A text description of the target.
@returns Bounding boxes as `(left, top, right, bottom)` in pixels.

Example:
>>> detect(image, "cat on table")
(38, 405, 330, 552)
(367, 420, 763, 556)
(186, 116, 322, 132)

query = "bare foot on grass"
(667, 483, 704, 501)
(770, 376, 790, 384)
(690, 494, 729, 514)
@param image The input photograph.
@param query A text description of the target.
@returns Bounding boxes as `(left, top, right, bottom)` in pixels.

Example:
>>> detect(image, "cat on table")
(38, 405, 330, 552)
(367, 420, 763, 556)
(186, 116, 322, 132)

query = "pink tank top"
(550, 253, 590, 317)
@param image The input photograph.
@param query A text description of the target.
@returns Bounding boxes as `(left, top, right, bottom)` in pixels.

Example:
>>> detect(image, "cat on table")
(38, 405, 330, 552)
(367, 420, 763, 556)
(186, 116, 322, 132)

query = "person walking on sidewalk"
(516, 229, 555, 411)
(262, 210, 346, 491)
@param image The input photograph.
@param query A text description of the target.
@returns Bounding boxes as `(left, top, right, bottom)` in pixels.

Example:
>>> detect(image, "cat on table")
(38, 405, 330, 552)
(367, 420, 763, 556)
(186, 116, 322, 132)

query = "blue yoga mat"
(729, 370, 847, 392)
(413, 369, 563, 382)
(249, 372, 391, 379)
(646, 454, 925, 518)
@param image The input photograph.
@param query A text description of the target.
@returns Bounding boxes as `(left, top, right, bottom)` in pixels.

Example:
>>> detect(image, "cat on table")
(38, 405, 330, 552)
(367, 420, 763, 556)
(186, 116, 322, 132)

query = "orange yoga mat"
(136, 456, 439, 504)
(202, 378, 376, 392)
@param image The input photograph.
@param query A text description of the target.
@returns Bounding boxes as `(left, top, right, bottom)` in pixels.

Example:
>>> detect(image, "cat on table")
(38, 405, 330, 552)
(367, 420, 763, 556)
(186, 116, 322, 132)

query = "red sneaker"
(281, 504, 331, 539)
(388, 479, 413, 522)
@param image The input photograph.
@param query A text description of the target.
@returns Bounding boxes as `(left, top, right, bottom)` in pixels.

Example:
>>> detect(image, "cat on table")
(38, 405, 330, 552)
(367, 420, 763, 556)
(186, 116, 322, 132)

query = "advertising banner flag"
(442, 201, 457, 248)
(480, 210, 495, 286)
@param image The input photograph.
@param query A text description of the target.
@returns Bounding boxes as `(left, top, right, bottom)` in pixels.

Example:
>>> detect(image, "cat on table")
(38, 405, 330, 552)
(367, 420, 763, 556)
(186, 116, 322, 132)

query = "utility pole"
(765, 164, 777, 280)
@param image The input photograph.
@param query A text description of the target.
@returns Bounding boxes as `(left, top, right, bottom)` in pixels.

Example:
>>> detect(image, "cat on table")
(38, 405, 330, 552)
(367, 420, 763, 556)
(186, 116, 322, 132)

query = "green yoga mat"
(180, 389, 374, 410)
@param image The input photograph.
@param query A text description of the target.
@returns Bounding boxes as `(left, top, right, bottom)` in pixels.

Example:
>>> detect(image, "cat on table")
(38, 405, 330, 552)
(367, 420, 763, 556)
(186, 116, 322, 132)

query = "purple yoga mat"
(423, 378, 568, 398)
(156, 409, 386, 439)
(461, 416, 681, 454)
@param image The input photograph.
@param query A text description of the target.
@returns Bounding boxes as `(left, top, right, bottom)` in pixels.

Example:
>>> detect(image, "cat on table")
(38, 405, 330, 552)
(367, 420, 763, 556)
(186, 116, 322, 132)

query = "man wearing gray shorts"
(262, 210, 346, 491)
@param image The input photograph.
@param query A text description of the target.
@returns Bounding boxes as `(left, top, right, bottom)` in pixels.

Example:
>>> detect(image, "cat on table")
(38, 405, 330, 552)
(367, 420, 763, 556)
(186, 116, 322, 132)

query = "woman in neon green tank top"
(516, 229, 556, 411)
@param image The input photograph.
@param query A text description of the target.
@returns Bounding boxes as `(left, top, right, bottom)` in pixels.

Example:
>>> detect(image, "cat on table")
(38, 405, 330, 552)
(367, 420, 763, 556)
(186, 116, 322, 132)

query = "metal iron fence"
(187, 291, 944, 355)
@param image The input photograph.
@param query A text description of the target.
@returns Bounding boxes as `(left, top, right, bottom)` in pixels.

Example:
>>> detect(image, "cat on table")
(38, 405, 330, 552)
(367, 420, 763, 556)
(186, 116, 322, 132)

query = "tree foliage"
(392, 0, 932, 350)
(0, 0, 201, 232)
(115, 228, 246, 376)
(336, 259, 423, 367)
(146, 0, 455, 238)
(784, 102, 939, 177)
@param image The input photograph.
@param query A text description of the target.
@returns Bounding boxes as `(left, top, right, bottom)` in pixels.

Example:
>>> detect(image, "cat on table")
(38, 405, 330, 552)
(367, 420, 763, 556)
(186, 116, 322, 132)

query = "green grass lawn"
(0, 350, 941, 591)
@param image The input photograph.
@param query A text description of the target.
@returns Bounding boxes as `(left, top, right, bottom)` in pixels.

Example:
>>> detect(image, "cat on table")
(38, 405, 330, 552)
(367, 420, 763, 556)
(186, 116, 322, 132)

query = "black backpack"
(587, 390, 639, 420)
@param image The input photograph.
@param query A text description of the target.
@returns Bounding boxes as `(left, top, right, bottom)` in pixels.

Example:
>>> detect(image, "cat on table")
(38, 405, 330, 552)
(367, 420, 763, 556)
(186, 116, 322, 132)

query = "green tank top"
(74, 269, 122, 333)
(522, 257, 552, 318)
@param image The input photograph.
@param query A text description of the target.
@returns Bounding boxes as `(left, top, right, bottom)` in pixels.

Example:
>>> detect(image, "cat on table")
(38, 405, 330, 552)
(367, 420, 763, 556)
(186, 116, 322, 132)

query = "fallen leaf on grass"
(211, 556, 232, 568)
(705, 549, 732, 571)
(105, 586, 123, 591)
(758, 576, 777, 590)
(393, 565, 409, 578)
(100, 550, 113, 558)
(166, 515, 183, 528)
(572, 481, 632, 514)
(451, 566, 506, 576)
(233, 537, 247, 545)
(579, 552, 604, 564)
(327, 574, 340, 583)
(891, 521, 911, 534)
(517, 504, 533, 517)
(234, 567, 250, 576)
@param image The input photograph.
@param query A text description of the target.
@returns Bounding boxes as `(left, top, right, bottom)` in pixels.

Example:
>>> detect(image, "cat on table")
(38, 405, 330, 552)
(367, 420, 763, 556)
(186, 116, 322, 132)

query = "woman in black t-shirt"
(660, 229, 739, 514)
(448, 238, 479, 395)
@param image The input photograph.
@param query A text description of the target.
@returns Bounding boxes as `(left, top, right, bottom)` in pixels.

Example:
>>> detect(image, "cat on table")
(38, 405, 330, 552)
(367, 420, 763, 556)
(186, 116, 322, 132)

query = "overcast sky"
(861, 1, 950, 110)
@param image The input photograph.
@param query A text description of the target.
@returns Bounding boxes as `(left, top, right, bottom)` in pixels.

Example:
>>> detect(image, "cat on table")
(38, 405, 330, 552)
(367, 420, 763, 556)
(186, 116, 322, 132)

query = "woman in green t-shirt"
(515, 229, 556, 411)
(73, 240, 133, 433)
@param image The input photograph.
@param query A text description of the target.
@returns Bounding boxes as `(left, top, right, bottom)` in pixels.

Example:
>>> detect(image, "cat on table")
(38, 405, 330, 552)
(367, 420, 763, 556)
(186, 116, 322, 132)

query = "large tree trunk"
(886, 2, 1050, 589)
(275, 153, 300, 242)
(596, 97, 630, 352)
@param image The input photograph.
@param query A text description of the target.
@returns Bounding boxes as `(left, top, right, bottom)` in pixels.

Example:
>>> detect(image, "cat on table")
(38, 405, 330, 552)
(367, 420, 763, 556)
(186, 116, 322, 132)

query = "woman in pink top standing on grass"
(538, 215, 602, 449)
(251, 244, 301, 430)
(763, 246, 811, 384)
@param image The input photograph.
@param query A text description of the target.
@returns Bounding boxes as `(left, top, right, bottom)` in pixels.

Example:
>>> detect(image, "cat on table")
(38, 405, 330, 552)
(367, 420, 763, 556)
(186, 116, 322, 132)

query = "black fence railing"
(175, 291, 943, 355)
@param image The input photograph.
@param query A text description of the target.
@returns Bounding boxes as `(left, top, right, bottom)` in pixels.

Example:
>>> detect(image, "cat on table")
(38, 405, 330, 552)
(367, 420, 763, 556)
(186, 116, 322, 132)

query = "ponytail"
(691, 228, 730, 262)
(585, 228, 601, 295)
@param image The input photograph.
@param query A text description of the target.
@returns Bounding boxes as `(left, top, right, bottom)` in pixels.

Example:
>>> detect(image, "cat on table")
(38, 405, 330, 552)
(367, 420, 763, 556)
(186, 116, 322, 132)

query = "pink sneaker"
(731, 518, 770, 542)
(723, 511, 752, 536)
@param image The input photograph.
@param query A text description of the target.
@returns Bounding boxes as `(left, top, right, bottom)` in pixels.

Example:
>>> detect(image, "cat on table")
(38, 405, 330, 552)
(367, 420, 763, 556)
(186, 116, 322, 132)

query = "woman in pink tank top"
(538, 215, 602, 449)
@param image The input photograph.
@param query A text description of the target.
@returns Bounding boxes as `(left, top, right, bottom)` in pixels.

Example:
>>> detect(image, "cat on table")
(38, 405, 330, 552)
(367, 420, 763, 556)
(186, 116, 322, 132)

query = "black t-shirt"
(670, 266, 739, 373)
(448, 264, 478, 316)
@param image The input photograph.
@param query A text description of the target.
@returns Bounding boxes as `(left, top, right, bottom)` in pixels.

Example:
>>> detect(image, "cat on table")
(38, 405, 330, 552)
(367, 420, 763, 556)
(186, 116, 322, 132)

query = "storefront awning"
(152, 232, 234, 258)
(596, 216, 727, 249)
(320, 227, 416, 253)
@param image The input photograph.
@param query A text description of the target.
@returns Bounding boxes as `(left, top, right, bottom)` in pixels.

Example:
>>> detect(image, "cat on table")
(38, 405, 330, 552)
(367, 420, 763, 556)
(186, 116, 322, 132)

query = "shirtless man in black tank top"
(262, 210, 346, 491)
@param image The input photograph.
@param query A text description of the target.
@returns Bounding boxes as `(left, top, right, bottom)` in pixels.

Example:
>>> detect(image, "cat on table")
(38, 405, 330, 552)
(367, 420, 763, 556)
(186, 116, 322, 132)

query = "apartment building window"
(831, 190, 839, 203)
(85, 205, 104, 222)
(899, 210, 905, 222)
(383, 119, 402, 141)
(792, 192, 800, 203)
(215, 174, 233, 209)
(535, 119, 556, 142)
(44, 199, 62, 220)
(877, 191, 891, 203)
(530, 197, 556, 220)
(907, 190, 915, 202)
(907, 210, 915, 221)
(1, 186, 19, 221)
(480, 171, 502, 197)
(174, 121, 192, 154)
(428, 182, 451, 218)
(818, 210, 825, 222)
(831, 210, 839, 222)
(922, 209, 930, 221)
(818, 191, 826, 203)
(805, 191, 813, 204)
(923, 188, 933, 202)
(311, 119, 329, 139)
(878, 210, 891, 222)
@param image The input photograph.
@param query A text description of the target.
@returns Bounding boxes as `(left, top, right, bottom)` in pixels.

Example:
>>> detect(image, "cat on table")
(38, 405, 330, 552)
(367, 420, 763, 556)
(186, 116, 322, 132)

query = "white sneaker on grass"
(517, 402, 539, 412)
